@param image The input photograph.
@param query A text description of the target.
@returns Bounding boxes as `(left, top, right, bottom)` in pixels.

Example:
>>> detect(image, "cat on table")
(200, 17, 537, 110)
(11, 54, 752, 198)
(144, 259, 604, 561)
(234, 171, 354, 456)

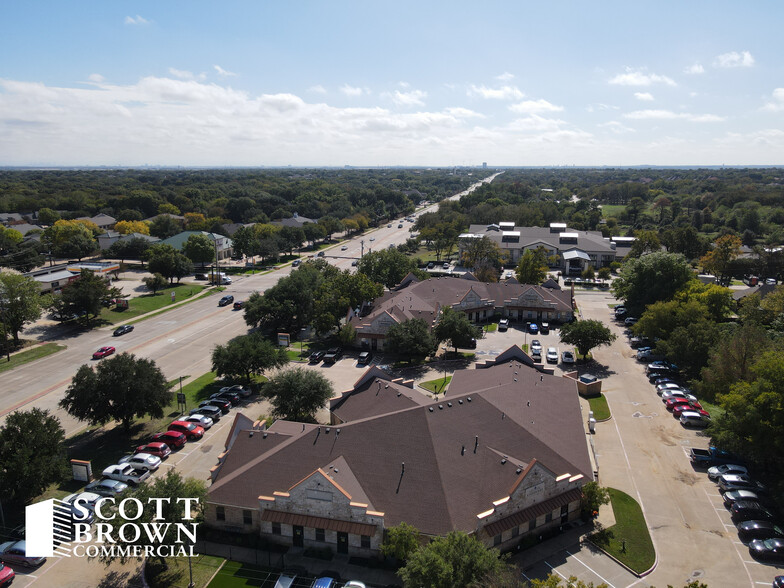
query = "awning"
(562, 250, 590, 261)
(261, 509, 377, 536)
(483, 487, 582, 537)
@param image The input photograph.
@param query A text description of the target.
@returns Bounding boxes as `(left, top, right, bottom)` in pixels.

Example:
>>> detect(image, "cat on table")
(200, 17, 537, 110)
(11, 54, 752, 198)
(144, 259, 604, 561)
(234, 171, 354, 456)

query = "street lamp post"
(300, 327, 307, 359)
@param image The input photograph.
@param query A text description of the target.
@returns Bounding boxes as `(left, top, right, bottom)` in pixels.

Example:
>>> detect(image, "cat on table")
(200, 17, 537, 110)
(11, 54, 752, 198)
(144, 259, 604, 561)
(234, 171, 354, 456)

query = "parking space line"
(565, 549, 617, 588)
(702, 486, 755, 586)
(542, 561, 568, 581)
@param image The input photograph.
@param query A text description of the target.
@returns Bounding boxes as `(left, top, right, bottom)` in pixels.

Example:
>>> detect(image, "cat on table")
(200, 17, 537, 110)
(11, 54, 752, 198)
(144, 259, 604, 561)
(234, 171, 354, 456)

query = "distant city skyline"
(1, 1, 783, 167)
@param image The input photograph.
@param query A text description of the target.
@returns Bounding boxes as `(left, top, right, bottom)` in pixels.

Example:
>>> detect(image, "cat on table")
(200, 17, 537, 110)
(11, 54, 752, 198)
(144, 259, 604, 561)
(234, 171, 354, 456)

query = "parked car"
(0, 540, 45, 568)
(708, 463, 749, 481)
(656, 382, 685, 394)
(690, 446, 744, 468)
(135, 442, 171, 458)
(323, 347, 342, 364)
(351, 260, 358, 266)
(540, 322, 550, 334)
(85, 478, 129, 497)
(653, 376, 679, 387)
(309, 350, 326, 363)
(233, 300, 245, 310)
(118, 453, 162, 471)
(671, 401, 705, 416)
(358, 351, 372, 364)
(718, 473, 766, 494)
(680, 410, 710, 428)
(498, 318, 509, 331)
(427, 262, 434, 269)
(561, 350, 575, 364)
(730, 500, 774, 522)
(62, 491, 104, 514)
(0, 562, 14, 586)
(723, 489, 762, 508)
(737, 520, 784, 542)
(168, 420, 205, 440)
(190, 405, 222, 422)
(528, 322, 539, 334)
(661, 389, 698, 403)
(530, 339, 542, 353)
(218, 295, 234, 307)
(113, 324, 134, 336)
(442, 262, 449, 269)
(274, 572, 298, 588)
(92, 346, 116, 359)
(546, 347, 558, 363)
(317, 251, 325, 257)
(748, 538, 784, 563)
(624, 317, 638, 326)
(210, 391, 241, 406)
(220, 384, 251, 398)
(182, 414, 213, 429)
(102, 463, 151, 485)
(665, 396, 701, 410)
(774, 575, 784, 588)
(151, 430, 187, 449)
(344, 582, 367, 588)
(199, 398, 231, 414)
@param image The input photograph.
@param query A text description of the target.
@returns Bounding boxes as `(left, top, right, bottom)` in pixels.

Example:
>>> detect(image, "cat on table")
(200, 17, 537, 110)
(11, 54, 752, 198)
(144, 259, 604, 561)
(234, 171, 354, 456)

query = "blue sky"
(1, 1, 783, 166)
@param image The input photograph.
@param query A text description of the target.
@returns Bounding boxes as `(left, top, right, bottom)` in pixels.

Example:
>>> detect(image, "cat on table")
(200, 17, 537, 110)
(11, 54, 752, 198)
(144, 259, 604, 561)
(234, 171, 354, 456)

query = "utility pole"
(213, 234, 219, 284)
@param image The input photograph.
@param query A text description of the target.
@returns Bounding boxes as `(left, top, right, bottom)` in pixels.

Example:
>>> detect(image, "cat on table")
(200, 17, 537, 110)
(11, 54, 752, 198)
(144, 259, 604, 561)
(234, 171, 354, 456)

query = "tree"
(0, 408, 67, 504)
(433, 307, 482, 354)
(211, 334, 289, 383)
(60, 352, 173, 433)
(581, 265, 595, 280)
(313, 270, 384, 334)
(277, 225, 305, 256)
(580, 481, 610, 519)
(611, 251, 694, 315)
(461, 236, 502, 279)
(37, 207, 61, 226)
(143, 273, 168, 294)
(357, 249, 423, 289)
(0, 272, 45, 345)
(183, 233, 215, 268)
(700, 234, 742, 286)
(231, 225, 260, 260)
(559, 319, 616, 359)
(149, 215, 182, 239)
(516, 248, 549, 285)
(385, 319, 436, 364)
(399, 531, 506, 588)
(381, 522, 420, 562)
(42, 220, 98, 260)
(114, 220, 150, 235)
(597, 267, 612, 281)
(264, 367, 334, 422)
(55, 268, 123, 320)
(107, 236, 152, 264)
(0, 227, 23, 252)
(147, 244, 194, 284)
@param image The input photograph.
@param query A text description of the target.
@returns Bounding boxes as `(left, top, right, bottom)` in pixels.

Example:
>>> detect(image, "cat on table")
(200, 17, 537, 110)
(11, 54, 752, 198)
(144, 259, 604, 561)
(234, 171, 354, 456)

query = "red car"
(168, 421, 205, 441)
(665, 397, 703, 412)
(92, 346, 116, 359)
(151, 431, 186, 449)
(674, 405, 710, 419)
(135, 442, 172, 458)
(0, 562, 15, 587)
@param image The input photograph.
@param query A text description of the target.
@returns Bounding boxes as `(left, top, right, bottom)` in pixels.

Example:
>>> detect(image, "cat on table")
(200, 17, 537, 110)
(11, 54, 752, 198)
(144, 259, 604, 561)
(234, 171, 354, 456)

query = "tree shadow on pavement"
(97, 569, 146, 588)
(577, 361, 617, 380)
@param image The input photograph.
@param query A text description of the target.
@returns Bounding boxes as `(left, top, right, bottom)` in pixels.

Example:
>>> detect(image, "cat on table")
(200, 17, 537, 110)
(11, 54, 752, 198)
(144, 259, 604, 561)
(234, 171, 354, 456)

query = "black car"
(774, 575, 784, 588)
(210, 391, 241, 406)
(309, 350, 325, 363)
(730, 501, 775, 522)
(736, 520, 784, 542)
(540, 322, 550, 335)
(233, 300, 245, 310)
(190, 405, 221, 422)
(199, 399, 230, 414)
(113, 324, 134, 336)
(323, 347, 342, 364)
(218, 295, 234, 307)
(358, 351, 372, 364)
(748, 538, 784, 563)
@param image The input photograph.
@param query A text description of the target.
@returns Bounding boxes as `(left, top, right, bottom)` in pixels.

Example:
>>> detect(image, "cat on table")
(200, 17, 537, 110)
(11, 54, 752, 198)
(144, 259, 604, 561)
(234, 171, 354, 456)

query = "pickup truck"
(690, 447, 743, 468)
(102, 463, 151, 485)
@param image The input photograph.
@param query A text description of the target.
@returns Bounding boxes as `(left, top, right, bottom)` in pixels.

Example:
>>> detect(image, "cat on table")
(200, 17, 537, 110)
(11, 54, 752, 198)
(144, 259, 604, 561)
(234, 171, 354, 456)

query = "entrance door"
(293, 526, 304, 547)
(337, 532, 348, 554)
(371, 338, 378, 350)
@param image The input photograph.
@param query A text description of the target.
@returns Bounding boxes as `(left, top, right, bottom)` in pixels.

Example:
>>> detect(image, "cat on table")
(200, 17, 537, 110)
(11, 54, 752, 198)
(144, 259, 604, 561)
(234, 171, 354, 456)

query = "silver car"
(546, 347, 558, 363)
(0, 540, 46, 567)
(708, 463, 748, 481)
(183, 414, 214, 429)
(119, 452, 163, 471)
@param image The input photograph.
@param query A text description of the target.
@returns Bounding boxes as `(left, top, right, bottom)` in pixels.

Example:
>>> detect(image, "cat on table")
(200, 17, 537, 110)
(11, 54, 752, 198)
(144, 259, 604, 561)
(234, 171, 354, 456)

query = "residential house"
(158, 231, 233, 260)
(76, 213, 116, 231)
(98, 231, 160, 250)
(271, 212, 314, 229)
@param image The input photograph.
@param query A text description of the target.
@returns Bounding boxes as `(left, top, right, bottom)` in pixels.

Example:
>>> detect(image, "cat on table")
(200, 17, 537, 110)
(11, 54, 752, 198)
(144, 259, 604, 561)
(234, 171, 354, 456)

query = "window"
(528, 518, 536, 531)
(316, 528, 325, 542)
(545, 512, 552, 524)
(216, 506, 225, 521)
(511, 526, 519, 538)
(243, 510, 252, 525)
(272, 522, 281, 535)
(361, 535, 371, 549)
(560, 505, 569, 517)
(493, 534, 502, 546)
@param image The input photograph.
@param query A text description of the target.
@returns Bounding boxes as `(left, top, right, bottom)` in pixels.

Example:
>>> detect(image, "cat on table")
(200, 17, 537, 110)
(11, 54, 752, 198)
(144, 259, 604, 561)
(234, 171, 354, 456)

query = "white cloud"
(307, 85, 327, 95)
(340, 84, 365, 97)
(468, 84, 524, 100)
(684, 63, 704, 75)
(714, 51, 755, 68)
(214, 65, 237, 77)
(609, 68, 676, 87)
(495, 72, 515, 81)
(124, 15, 150, 25)
(762, 88, 784, 112)
(389, 89, 427, 107)
(624, 109, 725, 122)
(598, 121, 635, 134)
(508, 99, 563, 114)
(443, 107, 484, 119)
(169, 68, 197, 80)
(88, 73, 105, 83)
(634, 92, 654, 101)
(586, 103, 620, 113)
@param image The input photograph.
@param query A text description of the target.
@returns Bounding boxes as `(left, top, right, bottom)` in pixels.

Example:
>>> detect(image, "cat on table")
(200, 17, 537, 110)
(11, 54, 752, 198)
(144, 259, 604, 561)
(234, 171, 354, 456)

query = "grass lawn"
(0, 343, 65, 374)
(420, 375, 452, 394)
(100, 283, 208, 325)
(599, 204, 626, 217)
(587, 394, 611, 420)
(286, 342, 312, 361)
(484, 323, 498, 333)
(147, 555, 225, 588)
(591, 488, 655, 574)
(698, 398, 725, 421)
(207, 560, 281, 588)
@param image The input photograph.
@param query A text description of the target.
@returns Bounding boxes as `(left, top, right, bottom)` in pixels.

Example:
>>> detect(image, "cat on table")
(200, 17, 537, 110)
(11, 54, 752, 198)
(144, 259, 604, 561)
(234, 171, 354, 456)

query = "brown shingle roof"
(331, 376, 431, 423)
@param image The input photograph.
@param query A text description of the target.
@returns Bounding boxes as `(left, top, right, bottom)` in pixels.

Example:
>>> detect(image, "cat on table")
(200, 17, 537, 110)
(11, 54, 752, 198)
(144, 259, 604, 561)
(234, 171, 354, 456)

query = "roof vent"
(458, 399, 463, 404)
(467, 397, 472, 402)
(397, 392, 402, 397)
(263, 432, 268, 439)
(336, 429, 341, 435)
(385, 384, 389, 389)
(438, 404, 443, 410)
(325, 428, 330, 434)
(249, 431, 254, 437)
(333, 468, 339, 473)
(501, 458, 507, 464)
(447, 402, 452, 407)
(516, 468, 522, 474)
(429, 407, 434, 412)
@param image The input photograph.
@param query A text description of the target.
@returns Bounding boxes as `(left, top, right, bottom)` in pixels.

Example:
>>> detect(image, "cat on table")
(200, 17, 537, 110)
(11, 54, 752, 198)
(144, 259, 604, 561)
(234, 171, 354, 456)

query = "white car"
(561, 350, 575, 364)
(118, 453, 162, 471)
(498, 318, 509, 331)
(546, 347, 558, 363)
(369, 237, 375, 241)
(62, 491, 104, 513)
(102, 463, 151, 485)
(661, 390, 697, 403)
(655, 382, 684, 394)
(182, 414, 213, 429)
(341, 245, 348, 251)
(530, 339, 542, 353)
(707, 463, 748, 481)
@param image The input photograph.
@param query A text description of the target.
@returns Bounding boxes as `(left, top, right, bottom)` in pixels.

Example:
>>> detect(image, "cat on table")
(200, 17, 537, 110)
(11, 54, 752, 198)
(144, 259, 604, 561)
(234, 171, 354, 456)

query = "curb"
(584, 538, 658, 578)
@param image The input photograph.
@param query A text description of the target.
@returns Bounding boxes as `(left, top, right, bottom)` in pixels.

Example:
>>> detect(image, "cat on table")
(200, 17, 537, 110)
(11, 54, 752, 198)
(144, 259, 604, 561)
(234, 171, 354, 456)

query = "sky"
(1, 1, 783, 167)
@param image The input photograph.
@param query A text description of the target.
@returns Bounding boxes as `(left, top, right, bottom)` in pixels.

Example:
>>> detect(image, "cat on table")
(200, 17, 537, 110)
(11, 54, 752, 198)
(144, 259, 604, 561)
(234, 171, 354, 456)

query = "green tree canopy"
(264, 367, 334, 422)
(147, 244, 194, 284)
(60, 352, 173, 432)
(381, 522, 420, 562)
(515, 248, 549, 285)
(0, 408, 67, 504)
(0, 272, 45, 345)
(211, 333, 289, 383)
(182, 233, 215, 268)
(558, 319, 616, 358)
(385, 318, 436, 363)
(433, 307, 482, 354)
(313, 270, 384, 334)
(143, 273, 168, 294)
(357, 248, 425, 289)
(611, 251, 694, 315)
(53, 268, 123, 321)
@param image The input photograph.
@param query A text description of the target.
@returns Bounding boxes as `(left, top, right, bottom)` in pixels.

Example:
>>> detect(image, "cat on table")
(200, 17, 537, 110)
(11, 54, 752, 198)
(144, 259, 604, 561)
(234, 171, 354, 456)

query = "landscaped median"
(0, 342, 65, 374)
(587, 393, 611, 421)
(588, 488, 656, 575)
